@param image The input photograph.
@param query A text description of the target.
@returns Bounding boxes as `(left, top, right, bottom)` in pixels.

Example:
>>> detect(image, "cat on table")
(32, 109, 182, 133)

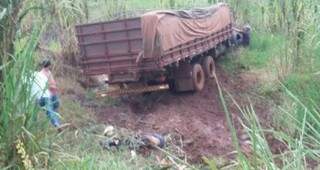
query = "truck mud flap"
(170, 63, 195, 92)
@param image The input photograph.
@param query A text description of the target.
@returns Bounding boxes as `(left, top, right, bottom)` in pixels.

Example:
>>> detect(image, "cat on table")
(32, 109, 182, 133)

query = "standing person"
(31, 58, 69, 132)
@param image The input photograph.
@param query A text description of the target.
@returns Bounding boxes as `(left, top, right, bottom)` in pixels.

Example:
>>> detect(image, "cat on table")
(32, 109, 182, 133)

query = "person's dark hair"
(40, 58, 51, 68)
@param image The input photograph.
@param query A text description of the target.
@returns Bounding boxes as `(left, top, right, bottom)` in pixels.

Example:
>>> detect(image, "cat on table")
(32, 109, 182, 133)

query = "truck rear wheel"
(168, 79, 176, 92)
(192, 64, 205, 92)
(202, 56, 216, 78)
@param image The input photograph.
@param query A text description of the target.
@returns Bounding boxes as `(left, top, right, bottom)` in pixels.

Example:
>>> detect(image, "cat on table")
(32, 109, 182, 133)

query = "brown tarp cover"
(141, 3, 233, 59)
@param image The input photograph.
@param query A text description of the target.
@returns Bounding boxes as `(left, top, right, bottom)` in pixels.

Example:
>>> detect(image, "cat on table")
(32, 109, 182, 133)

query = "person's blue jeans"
(38, 95, 61, 127)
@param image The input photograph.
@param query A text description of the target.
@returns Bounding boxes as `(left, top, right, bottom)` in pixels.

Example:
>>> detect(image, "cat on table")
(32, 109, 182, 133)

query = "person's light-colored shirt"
(31, 71, 51, 99)
(40, 68, 58, 95)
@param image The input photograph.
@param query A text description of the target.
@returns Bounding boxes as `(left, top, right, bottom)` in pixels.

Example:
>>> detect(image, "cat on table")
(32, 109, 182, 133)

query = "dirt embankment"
(90, 65, 274, 162)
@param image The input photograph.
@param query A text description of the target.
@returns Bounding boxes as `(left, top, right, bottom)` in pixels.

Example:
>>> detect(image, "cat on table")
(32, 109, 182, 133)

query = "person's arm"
(48, 71, 58, 95)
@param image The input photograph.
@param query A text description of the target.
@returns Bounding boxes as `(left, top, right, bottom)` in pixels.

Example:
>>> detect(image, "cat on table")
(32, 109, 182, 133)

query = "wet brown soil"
(93, 66, 274, 162)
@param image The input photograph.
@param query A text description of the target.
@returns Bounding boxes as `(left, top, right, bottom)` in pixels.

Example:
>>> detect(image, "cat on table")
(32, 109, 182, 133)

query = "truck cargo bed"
(76, 3, 234, 84)
(76, 18, 145, 82)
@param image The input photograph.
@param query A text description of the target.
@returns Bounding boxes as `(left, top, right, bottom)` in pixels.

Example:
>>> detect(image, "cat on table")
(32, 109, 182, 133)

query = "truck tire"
(192, 64, 205, 92)
(242, 24, 251, 46)
(242, 31, 250, 46)
(168, 79, 176, 92)
(202, 56, 216, 78)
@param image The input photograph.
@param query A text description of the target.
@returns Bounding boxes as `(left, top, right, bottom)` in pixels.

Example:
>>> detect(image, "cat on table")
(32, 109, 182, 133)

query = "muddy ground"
(87, 65, 275, 162)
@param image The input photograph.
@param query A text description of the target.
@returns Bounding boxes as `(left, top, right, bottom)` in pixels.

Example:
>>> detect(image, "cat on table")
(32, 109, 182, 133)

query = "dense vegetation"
(1, 0, 320, 169)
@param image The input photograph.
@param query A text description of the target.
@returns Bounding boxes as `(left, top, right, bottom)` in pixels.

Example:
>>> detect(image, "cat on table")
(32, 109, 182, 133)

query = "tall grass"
(0, 28, 49, 168)
(214, 0, 320, 169)
(240, 86, 320, 169)
(36, 0, 85, 65)
(88, 0, 210, 22)
(215, 73, 320, 169)
(237, 0, 319, 76)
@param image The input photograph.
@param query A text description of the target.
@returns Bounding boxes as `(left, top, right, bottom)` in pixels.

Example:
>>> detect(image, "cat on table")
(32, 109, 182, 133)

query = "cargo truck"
(76, 3, 250, 94)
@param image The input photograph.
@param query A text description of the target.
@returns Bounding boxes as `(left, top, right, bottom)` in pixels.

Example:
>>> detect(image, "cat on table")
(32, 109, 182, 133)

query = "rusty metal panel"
(76, 18, 143, 83)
